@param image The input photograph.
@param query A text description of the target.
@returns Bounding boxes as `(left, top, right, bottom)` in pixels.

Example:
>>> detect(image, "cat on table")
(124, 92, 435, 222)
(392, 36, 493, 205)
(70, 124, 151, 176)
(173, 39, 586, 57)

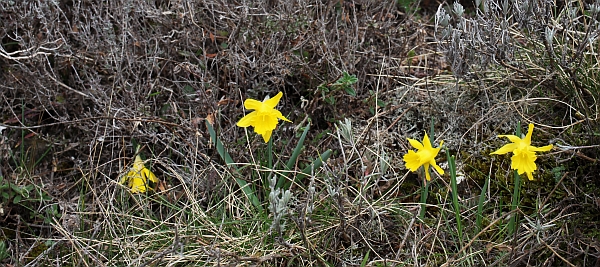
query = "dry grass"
(1, 0, 599, 266)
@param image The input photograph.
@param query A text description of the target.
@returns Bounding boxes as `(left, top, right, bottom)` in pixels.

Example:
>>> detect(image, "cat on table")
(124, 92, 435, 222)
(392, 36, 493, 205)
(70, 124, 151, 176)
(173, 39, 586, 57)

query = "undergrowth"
(1, 0, 599, 266)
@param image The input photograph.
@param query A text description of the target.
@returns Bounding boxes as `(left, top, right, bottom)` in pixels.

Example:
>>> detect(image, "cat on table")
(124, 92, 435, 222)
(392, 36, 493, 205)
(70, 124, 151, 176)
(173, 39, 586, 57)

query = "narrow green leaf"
(360, 250, 370, 267)
(476, 172, 490, 232)
(205, 120, 262, 211)
(429, 117, 435, 146)
(33, 144, 53, 169)
(205, 120, 234, 165)
(287, 122, 310, 171)
(276, 122, 310, 188)
(284, 149, 332, 190)
(446, 152, 463, 244)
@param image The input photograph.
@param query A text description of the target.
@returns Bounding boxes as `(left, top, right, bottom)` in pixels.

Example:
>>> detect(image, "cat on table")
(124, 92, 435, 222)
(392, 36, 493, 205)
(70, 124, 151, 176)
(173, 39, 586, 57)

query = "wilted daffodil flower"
(403, 133, 444, 181)
(236, 91, 291, 143)
(491, 123, 553, 180)
(120, 155, 158, 193)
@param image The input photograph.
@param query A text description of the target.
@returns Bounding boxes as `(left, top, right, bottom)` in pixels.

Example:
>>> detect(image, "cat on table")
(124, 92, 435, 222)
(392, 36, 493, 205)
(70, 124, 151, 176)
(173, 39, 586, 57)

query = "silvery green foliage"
(337, 118, 355, 145)
(325, 174, 340, 200)
(453, 2, 465, 17)
(434, 0, 571, 79)
(324, 167, 347, 217)
(306, 175, 316, 214)
(268, 176, 292, 235)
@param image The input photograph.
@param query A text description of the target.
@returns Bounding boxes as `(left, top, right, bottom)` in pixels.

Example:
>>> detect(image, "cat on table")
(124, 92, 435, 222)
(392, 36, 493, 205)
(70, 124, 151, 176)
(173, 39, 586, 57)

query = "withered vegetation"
(1, 0, 599, 266)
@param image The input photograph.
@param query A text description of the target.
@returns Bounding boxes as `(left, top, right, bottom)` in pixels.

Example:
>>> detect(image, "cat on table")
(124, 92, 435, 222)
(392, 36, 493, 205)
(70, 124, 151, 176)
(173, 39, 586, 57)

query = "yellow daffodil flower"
(236, 91, 291, 143)
(491, 123, 553, 180)
(403, 133, 445, 181)
(120, 155, 158, 193)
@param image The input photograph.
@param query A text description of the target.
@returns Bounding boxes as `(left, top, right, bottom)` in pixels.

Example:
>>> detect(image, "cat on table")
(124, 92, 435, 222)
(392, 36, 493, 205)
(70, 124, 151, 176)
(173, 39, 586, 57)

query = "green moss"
(25, 242, 48, 264)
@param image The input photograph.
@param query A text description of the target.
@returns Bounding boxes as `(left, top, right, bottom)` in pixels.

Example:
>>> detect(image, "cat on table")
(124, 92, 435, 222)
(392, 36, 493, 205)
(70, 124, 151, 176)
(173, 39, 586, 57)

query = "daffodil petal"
(424, 164, 432, 181)
(422, 133, 433, 149)
(431, 161, 445, 175)
(274, 110, 292, 122)
(525, 171, 534, 180)
(531, 144, 553, 152)
(280, 115, 292, 122)
(244, 99, 263, 110)
(237, 111, 257, 127)
(144, 169, 158, 183)
(498, 134, 522, 144)
(524, 123, 534, 143)
(262, 130, 273, 143)
(408, 138, 424, 150)
(269, 109, 291, 123)
(514, 165, 534, 181)
(120, 173, 129, 184)
(264, 92, 283, 109)
(491, 143, 518, 155)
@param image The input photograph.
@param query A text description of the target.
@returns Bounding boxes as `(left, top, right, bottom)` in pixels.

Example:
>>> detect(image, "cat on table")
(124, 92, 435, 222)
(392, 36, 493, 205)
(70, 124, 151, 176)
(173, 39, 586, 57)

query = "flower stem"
(419, 116, 436, 220)
(508, 122, 522, 235)
(419, 175, 429, 220)
(508, 171, 521, 235)
(267, 137, 273, 169)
